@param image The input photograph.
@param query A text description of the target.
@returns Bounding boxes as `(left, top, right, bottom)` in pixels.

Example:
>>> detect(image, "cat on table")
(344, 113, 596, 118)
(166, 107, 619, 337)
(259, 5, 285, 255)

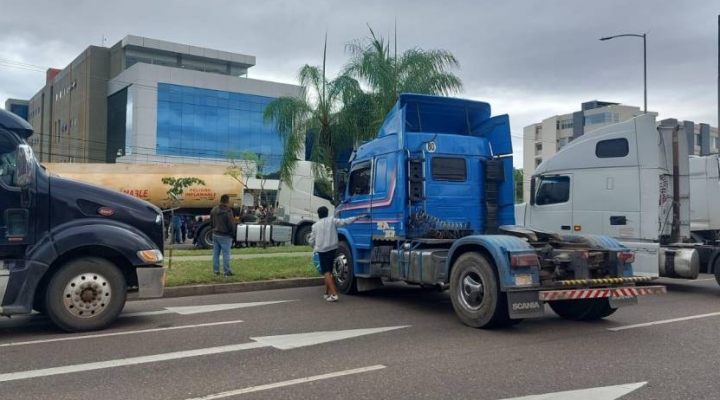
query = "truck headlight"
(138, 249, 164, 263)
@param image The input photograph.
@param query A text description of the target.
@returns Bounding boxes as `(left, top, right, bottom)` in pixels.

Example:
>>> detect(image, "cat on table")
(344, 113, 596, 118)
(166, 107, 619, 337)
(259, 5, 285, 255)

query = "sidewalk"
(167, 252, 313, 262)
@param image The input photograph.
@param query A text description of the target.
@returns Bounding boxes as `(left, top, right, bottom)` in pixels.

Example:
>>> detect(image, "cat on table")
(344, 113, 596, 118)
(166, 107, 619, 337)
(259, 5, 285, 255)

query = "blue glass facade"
(156, 83, 283, 172)
(9, 104, 29, 121)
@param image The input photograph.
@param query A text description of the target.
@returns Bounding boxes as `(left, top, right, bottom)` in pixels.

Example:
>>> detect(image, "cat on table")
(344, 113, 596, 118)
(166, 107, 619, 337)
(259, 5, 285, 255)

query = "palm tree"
(343, 25, 464, 132)
(263, 36, 362, 197)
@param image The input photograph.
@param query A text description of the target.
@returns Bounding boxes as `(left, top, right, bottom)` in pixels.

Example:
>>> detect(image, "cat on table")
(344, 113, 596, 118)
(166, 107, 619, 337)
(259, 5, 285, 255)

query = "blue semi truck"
(333, 94, 665, 328)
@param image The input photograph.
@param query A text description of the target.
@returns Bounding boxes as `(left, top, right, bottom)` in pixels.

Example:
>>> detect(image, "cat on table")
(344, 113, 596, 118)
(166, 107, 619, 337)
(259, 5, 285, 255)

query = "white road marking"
(0, 326, 409, 383)
(608, 311, 720, 331)
(120, 300, 294, 318)
(165, 301, 293, 315)
(185, 365, 387, 399)
(251, 326, 409, 350)
(499, 382, 647, 400)
(685, 278, 716, 283)
(0, 342, 266, 383)
(0, 320, 244, 348)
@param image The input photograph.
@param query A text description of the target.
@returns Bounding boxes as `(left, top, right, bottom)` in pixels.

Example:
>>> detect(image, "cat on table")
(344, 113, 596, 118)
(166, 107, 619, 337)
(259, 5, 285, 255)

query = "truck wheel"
(583, 298, 618, 320)
(549, 298, 616, 321)
(334, 241, 357, 294)
(44, 257, 127, 332)
(449, 252, 512, 328)
(198, 226, 213, 249)
(296, 225, 312, 246)
(712, 255, 720, 286)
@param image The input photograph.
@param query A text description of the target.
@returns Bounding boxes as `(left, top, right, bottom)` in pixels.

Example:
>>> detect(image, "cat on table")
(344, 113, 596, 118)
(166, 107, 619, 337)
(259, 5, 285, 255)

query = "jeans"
(212, 234, 233, 274)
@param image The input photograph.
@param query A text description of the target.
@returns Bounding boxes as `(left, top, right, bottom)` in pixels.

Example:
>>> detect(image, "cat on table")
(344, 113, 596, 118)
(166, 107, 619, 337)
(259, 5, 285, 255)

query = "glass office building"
(156, 83, 283, 172)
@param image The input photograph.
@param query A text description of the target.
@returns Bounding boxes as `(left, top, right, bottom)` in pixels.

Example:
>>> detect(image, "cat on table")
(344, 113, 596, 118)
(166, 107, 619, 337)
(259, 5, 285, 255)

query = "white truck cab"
(517, 114, 720, 282)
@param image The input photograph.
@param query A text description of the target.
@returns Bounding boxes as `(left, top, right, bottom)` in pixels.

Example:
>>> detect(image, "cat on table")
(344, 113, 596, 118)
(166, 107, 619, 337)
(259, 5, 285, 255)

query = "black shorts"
(318, 250, 336, 274)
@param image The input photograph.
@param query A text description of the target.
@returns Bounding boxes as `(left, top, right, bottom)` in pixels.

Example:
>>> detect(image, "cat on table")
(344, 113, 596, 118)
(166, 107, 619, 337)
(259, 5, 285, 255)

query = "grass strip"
(165, 256, 318, 287)
(168, 245, 312, 257)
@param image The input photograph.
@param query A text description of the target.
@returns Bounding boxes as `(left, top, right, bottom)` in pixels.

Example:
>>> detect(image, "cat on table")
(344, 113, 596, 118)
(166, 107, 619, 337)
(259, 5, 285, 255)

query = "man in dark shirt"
(210, 194, 236, 276)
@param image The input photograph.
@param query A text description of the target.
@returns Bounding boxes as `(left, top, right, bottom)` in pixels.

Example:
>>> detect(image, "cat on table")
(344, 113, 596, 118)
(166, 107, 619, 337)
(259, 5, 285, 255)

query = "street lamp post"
(600, 33, 647, 113)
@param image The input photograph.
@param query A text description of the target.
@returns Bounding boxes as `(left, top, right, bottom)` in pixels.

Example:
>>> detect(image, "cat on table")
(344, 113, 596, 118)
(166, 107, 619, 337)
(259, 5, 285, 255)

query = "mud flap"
(507, 290, 544, 319)
(609, 294, 638, 308)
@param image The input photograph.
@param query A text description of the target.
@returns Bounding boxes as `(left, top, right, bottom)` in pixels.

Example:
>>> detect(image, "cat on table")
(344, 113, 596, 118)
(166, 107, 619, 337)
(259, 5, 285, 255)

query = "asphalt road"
(2, 275, 720, 400)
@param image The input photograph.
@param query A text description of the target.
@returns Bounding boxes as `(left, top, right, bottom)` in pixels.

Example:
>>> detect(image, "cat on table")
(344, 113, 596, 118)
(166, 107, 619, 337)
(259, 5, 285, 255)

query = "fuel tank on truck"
(42, 163, 243, 211)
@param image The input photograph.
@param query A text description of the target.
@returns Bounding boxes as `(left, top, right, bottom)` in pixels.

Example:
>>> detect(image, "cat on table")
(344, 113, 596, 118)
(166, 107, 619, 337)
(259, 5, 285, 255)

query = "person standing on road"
(180, 216, 188, 242)
(309, 206, 368, 302)
(211, 194, 236, 277)
(172, 214, 182, 244)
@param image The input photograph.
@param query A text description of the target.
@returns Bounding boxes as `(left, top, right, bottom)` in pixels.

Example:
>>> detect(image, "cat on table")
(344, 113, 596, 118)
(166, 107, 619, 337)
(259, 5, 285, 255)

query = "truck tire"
(44, 257, 127, 332)
(584, 298, 618, 320)
(549, 298, 616, 321)
(198, 225, 213, 249)
(449, 252, 513, 329)
(295, 225, 312, 246)
(334, 241, 357, 294)
(712, 255, 720, 286)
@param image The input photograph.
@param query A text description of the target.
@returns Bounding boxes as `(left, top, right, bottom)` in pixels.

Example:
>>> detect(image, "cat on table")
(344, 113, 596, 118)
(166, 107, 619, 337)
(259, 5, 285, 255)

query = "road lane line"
(0, 342, 267, 383)
(685, 278, 716, 283)
(0, 326, 405, 383)
(608, 311, 720, 331)
(0, 320, 244, 348)
(185, 365, 387, 399)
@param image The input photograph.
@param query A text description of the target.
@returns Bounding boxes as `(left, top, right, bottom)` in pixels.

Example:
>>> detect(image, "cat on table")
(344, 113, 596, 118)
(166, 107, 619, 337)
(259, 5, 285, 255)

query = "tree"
(161, 176, 206, 268)
(513, 168, 524, 204)
(343, 25, 464, 133)
(226, 150, 269, 207)
(263, 35, 362, 199)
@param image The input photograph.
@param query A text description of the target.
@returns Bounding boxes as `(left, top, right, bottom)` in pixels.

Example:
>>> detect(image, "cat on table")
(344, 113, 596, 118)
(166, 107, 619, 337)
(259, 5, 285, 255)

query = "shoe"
(323, 294, 330, 300)
(213, 271, 220, 276)
(326, 295, 338, 302)
(225, 271, 235, 277)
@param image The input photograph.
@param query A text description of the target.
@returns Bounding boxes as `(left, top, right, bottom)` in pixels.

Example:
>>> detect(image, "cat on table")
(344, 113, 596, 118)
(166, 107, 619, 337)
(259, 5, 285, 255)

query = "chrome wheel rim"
(458, 271, 485, 311)
(62, 273, 112, 318)
(334, 253, 349, 285)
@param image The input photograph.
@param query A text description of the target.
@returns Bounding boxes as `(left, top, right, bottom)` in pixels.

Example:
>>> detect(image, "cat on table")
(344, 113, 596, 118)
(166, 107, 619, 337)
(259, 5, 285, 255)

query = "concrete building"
(4, 99, 29, 121)
(26, 35, 300, 170)
(521, 101, 720, 202)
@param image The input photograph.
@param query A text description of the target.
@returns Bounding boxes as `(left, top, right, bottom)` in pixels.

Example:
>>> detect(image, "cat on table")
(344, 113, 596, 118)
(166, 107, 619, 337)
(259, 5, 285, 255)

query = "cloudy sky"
(1, 0, 718, 167)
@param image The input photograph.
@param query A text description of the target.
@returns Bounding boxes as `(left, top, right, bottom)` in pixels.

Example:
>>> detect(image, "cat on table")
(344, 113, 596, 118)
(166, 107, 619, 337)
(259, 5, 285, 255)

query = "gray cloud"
(1, 0, 718, 166)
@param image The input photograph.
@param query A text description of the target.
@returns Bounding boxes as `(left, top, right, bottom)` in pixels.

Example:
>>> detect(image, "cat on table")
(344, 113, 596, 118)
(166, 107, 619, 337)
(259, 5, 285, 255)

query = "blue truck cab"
(0, 109, 165, 332)
(335, 94, 664, 328)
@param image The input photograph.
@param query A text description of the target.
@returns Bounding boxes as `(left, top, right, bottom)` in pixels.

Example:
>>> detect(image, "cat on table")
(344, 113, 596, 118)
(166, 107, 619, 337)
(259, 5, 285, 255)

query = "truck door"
(343, 161, 372, 245)
(0, 135, 35, 258)
(528, 174, 573, 233)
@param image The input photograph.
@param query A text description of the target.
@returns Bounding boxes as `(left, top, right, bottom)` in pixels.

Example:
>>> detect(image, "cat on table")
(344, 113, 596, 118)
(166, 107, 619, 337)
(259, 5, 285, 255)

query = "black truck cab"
(0, 109, 165, 332)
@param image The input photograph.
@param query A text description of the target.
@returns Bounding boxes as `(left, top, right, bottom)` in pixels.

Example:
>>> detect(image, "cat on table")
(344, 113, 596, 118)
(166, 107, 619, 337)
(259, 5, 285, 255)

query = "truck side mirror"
(14, 144, 35, 188)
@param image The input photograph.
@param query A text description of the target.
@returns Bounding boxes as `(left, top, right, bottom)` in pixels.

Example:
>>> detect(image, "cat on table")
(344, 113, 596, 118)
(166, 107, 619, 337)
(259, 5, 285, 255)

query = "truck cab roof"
(0, 108, 34, 139)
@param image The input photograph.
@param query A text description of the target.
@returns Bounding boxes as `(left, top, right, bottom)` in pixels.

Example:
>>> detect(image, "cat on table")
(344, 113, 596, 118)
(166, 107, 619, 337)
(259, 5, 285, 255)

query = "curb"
(128, 277, 324, 301)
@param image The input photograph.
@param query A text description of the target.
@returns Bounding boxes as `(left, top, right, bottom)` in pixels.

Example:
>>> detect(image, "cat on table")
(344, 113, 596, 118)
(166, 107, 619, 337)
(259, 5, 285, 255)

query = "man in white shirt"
(308, 206, 368, 302)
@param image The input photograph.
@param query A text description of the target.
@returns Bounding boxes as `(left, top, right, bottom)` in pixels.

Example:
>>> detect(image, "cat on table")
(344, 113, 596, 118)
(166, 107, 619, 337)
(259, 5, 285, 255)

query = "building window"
(535, 176, 570, 205)
(155, 83, 284, 172)
(560, 119, 573, 130)
(585, 113, 611, 126)
(558, 137, 570, 149)
(696, 134, 702, 147)
(535, 143, 542, 151)
(596, 138, 629, 158)
(535, 159, 542, 168)
(713, 136, 718, 150)
(431, 157, 467, 182)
